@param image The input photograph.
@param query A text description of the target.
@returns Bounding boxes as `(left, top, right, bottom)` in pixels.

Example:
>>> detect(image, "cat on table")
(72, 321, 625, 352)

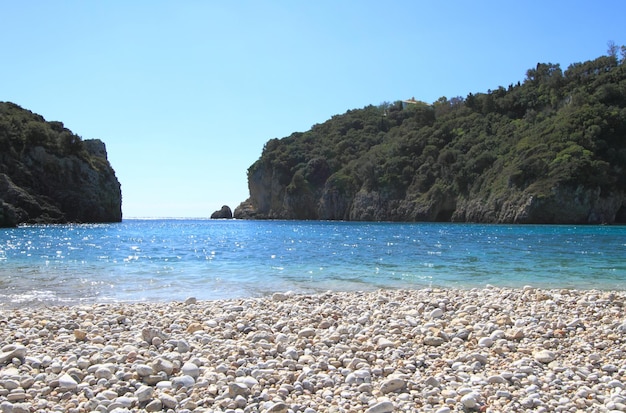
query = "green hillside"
(236, 51, 626, 223)
(0, 102, 122, 226)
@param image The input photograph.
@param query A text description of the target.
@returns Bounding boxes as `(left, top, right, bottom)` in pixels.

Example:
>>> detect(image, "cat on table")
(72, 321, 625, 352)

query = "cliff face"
(236, 171, 625, 224)
(235, 54, 626, 224)
(0, 102, 122, 227)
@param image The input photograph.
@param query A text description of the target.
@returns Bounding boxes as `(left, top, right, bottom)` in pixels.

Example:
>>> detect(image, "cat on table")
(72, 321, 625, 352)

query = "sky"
(2, 1, 625, 218)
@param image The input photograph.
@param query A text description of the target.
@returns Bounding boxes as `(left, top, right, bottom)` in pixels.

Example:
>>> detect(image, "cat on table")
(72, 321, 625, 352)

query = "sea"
(1, 219, 625, 308)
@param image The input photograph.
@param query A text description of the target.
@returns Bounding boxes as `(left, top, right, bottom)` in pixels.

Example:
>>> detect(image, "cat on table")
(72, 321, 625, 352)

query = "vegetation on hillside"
(241, 47, 626, 223)
(0, 102, 122, 226)
(0, 102, 90, 158)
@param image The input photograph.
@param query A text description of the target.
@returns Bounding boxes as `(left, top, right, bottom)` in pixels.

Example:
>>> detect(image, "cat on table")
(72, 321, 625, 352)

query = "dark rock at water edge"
(210, 205, 233, 219)
(0, 102, 122, 227)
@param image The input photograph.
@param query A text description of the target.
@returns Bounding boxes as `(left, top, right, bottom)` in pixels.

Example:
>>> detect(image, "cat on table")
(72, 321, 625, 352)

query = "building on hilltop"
(402, 97, 419, 109)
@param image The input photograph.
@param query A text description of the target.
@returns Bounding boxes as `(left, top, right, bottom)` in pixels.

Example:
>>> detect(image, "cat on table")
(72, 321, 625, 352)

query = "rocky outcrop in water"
(0, 102, 122, 227)
(210, 205, 233, 219)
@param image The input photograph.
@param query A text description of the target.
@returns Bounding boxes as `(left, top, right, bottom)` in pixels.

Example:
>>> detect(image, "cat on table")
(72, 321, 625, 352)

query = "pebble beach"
(1, 287, 625, 413)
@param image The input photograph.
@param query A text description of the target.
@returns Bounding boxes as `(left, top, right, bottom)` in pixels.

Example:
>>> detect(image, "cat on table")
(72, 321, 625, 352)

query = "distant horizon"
(3, 1, 625, 217)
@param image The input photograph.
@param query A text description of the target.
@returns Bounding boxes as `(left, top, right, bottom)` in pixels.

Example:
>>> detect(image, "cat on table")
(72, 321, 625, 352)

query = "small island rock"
(211, 205, 233, 219)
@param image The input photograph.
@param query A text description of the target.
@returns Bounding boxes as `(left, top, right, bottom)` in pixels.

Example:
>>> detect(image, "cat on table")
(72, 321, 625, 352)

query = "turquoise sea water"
(0, 219, 625, 307)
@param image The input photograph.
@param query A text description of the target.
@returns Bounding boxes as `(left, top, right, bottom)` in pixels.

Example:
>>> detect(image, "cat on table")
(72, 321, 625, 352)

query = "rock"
(265, 401, 288, 413)
(2, 379, 19, 390)
(487, 374, 506, 384)
(478, 337, 494, 347)
(210, 205, 233, 219)
(160, 394, 178, 409)
(135, 385, 153, 403)
(506, 329, 525, 340)
(272, 292, 289, 301)
(141, 327, 168, 343)
(346, 369, 371, 385)
(424, 376, 440, 387)
(429, 308, 444, 319)
(172, 375, 195, 389)
(229, 382, 250, 398)
(461, 392, 479, 409)
(135, 364, 154, 376)
(6, 392, 27, 402)
(114, 396, 133, 407)
(152, 358, 174, 375)
(423, 336, 444, 346)
(94, 366, 113, 379)
(58, 373, 78, 390)
(496, 390, 512, 399)
(11, 403, 32, 413)
(365, 401, 395, 413)
(234, 394, 247, 408)
(155, 381, 172, 390)
(181, 362, 199, 378)
(488, 374, 507, 384)
(73, 329, 87, 341)
(0, 345, 27, 364)
(238, 376, 259, 388)
(299, 354, 315, 364)
(380, 378, 405, 394)
(284, 347, 299, 360)
(186, 322, 203, 333)
(298, 327, 316, 338)
(602, 364, 619, 372)
(177, 339, 191, 353)
(250, 331, 274, 342)
(376, 337, 395, 350)
(48, 361, 62, 374)
(145, 399, 162, 412)
(533, 350, 556, 363)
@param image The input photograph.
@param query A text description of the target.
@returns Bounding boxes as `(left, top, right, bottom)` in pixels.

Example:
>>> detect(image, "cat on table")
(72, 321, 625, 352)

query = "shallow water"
(1, 219, 625, 307)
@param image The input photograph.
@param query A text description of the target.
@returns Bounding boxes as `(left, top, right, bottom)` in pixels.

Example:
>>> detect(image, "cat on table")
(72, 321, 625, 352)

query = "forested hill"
(235, 52, 626, 224)
(0, 102, 122, 227)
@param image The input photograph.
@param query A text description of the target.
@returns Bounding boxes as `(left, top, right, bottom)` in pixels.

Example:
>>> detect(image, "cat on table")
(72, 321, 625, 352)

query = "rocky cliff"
(235, 54, 626, 224)
(0, 102, 122, 227)
(235, 171, 625, 224)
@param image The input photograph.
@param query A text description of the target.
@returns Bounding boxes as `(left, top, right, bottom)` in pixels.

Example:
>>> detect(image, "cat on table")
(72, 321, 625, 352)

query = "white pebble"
(365, 401, 395, 413)
(58, 373, 77, 390)
(135, 385, 153, 402)
(429, 308, 444, 319)
(461, 392, 478, 409)
(533, 350, 556, 363)
(488, 375, 507, 384)
(380, 378, 405, 394)
(423, 336, 444, 346)
(298, 327, 316, 338)
(135, 364, 153, 376)
(181, 362, 199, 379)
(172, 375, 195, 388)
(478, 337, 493, 347)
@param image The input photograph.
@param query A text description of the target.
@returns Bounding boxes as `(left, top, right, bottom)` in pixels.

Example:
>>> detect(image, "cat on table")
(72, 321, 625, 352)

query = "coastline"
(1, 287, 625, 412)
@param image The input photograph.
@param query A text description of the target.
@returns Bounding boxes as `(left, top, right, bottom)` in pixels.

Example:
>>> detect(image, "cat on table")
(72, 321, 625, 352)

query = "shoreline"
(1, 287, 625, 412)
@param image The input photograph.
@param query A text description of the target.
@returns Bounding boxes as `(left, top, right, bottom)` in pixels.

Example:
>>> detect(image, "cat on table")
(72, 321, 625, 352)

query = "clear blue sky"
(2, 1, 625, 218)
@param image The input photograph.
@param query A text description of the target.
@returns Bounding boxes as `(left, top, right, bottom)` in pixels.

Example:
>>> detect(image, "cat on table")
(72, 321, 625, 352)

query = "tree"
(607, 40, 619, 58)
